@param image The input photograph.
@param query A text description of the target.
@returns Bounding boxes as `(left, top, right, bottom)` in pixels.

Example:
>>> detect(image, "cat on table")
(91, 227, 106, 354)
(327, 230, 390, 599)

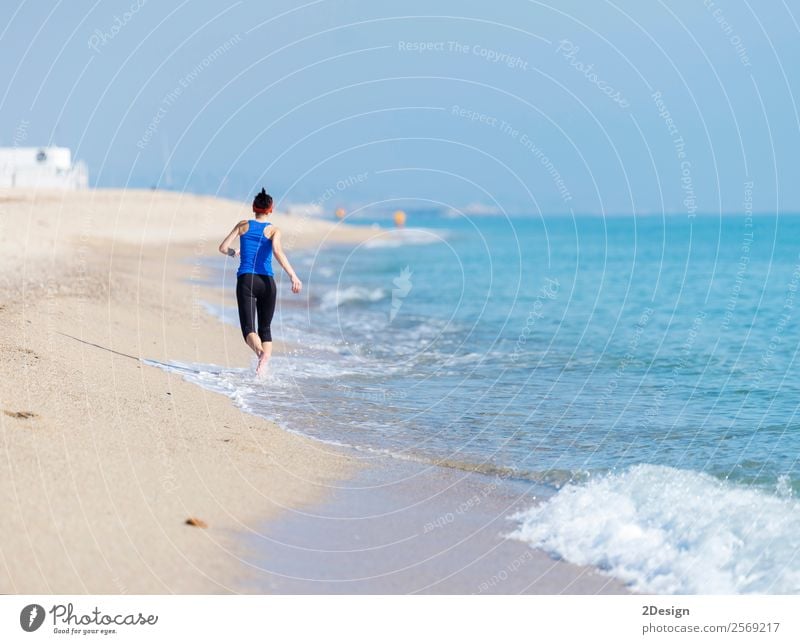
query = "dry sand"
(0, 188, 372, 593)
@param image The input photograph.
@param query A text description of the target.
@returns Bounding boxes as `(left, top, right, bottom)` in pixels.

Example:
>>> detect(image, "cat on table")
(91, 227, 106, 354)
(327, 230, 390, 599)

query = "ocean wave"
(507, 463, 800, 593)
(320, 286, 388, 310)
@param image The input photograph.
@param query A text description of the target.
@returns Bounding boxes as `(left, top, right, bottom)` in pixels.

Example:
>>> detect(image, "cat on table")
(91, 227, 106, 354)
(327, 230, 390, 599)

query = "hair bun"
(253, 188, 273, 212)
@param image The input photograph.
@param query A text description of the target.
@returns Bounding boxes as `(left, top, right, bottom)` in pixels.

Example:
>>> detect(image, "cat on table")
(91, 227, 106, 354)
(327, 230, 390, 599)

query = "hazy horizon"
(2, 1, 799, 217)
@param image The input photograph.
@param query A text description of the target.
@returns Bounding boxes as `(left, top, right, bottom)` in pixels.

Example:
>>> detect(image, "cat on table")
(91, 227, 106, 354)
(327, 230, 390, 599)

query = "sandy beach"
(0, 188, 374, 593)
(0, 188, 627, 594)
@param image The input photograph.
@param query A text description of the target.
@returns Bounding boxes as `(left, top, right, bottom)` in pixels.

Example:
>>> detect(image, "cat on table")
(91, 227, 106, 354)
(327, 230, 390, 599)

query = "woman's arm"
(271, 228, 302, 293)
(218, 220, 246, 257)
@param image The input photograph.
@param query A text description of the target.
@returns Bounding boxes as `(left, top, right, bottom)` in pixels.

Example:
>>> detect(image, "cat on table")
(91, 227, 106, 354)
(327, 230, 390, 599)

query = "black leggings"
(236, 273, 277, 342)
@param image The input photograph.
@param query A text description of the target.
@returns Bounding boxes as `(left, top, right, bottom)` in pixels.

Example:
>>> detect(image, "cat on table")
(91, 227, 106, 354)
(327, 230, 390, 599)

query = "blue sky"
(1, 0, 799, 215)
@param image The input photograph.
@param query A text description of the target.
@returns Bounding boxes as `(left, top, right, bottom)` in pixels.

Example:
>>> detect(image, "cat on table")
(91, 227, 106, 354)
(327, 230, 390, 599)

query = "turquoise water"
(260, 214, 800, 489)
(175, 212, 800, 593)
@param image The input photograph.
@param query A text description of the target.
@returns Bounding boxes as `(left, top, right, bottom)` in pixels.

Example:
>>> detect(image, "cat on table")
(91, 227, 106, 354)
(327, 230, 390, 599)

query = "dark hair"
(253, 188, 273, 211)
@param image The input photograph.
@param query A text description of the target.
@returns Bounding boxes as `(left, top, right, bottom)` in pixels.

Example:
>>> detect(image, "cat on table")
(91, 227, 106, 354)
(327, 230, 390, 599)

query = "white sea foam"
(508, 464, 800, 594)
(320, 286, 388, 310)
(145, 354, 364, 391)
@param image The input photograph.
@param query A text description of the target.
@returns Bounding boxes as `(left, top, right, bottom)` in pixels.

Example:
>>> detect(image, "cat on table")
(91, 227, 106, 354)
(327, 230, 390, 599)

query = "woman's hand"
(271, 228, 302, 293)
(291, 275, 302, 293)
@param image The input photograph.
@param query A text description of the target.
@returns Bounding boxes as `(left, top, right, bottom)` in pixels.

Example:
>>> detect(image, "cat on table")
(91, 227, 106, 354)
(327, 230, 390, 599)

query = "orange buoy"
(393, 210, 406, 227)
(335, 207, 346, 219)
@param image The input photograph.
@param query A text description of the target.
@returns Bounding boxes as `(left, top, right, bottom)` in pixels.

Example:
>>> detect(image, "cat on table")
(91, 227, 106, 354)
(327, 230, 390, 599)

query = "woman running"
(218, 188, 302, 376)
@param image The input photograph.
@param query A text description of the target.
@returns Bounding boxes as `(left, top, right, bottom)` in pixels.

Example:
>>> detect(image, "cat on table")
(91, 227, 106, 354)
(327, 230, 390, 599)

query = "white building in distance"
(0, 147, 88, 189)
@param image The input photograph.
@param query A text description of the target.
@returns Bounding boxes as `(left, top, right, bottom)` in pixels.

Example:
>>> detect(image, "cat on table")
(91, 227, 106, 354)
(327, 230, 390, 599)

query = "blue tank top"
(237, 220, 274, 277)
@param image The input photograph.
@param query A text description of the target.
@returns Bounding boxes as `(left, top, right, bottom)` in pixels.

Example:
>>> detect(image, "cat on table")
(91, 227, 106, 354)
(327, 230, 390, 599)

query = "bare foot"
(255, 351, 270, 377)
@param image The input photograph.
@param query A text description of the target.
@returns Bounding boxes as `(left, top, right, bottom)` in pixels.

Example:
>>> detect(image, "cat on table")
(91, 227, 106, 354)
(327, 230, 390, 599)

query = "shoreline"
(0, 188, 629, 594)
(170, 203, 634, 595)
(237, 455, 632, 594)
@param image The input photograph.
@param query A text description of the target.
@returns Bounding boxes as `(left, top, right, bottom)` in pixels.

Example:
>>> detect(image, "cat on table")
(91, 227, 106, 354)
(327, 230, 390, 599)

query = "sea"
(158, 212, 800, 594)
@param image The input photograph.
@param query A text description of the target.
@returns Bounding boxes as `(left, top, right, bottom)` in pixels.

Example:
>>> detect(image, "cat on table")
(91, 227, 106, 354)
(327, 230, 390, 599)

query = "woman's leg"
(245, 333, 263, 356)
(236, 275, 263, 358)
(255, 275, 277, 375)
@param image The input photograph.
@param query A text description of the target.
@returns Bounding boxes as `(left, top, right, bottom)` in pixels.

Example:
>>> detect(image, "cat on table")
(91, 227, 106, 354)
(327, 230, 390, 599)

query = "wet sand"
(238, 456, 630, 594)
